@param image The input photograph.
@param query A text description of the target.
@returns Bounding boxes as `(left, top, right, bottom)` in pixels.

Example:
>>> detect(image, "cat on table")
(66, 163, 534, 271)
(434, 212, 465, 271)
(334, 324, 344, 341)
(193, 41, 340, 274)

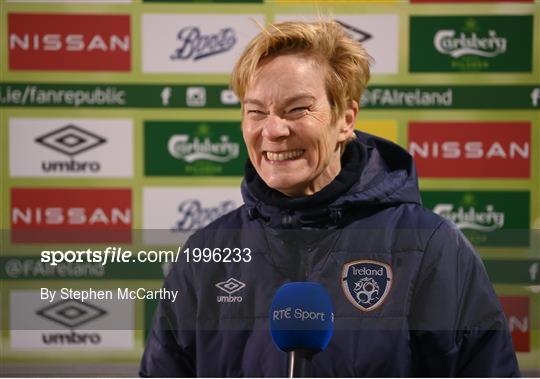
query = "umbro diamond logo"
(36, 299, 107, 328)
(35, 124, 106, 157)
(215, 278, 245, 303)
(215, 278, 245, 294)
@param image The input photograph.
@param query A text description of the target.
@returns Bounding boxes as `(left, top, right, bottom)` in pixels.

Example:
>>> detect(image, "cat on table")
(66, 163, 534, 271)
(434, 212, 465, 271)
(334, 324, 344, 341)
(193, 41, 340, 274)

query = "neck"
(279, 159, 342, 197)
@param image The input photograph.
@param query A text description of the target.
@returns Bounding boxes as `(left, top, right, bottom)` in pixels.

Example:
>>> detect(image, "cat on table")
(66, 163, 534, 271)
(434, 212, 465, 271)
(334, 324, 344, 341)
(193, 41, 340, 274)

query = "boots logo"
(172, 199, 236, 231)
(216, 278, 245, 303)
(434, 29, 506, 58)
(433, 203, 504, 232)
(341, 260, 392, 312)
(142, 187, 244, 245)
(142, 14, 263, 74)
(170, 26, 236, 61)
(168, 134, 240, 163)
(36, 299, 106, 345)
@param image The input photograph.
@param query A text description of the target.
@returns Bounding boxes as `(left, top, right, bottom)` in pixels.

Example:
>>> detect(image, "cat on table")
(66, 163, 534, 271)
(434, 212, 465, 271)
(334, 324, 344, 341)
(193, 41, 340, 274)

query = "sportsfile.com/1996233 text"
(40, 246, 252, 266)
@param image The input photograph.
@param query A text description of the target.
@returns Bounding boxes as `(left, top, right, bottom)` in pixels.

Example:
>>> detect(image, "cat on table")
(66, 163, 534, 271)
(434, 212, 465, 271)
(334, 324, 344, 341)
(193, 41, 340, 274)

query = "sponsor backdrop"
(0, 0, 539, 376)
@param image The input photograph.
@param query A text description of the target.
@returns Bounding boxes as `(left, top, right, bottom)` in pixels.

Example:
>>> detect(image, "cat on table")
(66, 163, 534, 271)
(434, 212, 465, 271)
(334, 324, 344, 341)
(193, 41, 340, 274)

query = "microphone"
(269, 282, 334, 378)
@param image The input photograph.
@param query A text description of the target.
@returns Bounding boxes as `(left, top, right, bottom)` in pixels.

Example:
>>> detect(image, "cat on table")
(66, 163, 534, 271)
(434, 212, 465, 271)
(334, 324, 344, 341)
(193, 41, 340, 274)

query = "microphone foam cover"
(269, 282, 334, 353)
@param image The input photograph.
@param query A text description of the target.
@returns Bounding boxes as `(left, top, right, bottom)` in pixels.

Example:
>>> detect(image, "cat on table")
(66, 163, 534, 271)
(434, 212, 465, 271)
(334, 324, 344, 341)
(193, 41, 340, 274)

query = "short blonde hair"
(231, 20, 371, 123)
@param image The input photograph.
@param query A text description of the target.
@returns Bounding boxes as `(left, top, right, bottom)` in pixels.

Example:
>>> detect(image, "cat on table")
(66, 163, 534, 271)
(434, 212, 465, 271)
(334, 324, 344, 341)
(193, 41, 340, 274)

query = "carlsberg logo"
(433, 203, 505, 232)
(168, 134, 239, 163)
(434, 29, 507, 58)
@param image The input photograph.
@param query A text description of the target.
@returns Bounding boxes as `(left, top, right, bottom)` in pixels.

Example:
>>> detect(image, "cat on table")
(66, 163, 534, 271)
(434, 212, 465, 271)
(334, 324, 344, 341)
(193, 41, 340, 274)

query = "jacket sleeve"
(139, 242, 198, 377)
(409, 220, 520, 377)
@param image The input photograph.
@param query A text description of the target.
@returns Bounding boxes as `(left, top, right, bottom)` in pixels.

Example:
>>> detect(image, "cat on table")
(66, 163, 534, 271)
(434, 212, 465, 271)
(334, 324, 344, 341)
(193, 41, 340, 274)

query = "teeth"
(266, 150, 304, 161)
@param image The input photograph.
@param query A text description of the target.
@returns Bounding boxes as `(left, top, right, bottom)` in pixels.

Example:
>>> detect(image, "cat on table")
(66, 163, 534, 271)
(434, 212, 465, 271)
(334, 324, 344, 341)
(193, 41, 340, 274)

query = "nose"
(261, 114, 290, 140)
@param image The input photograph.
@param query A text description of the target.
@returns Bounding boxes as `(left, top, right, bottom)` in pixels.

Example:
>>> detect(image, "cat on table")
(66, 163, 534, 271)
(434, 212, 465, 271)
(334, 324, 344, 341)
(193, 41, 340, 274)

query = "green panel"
(484, 260, 540, 284)
(362, 85, 540, 109)
(144, 298, 159, 342)
(410, 16, 533, 72)
(0, 83, 238, 109)
(3, 83, 539, 109)
(421, 191, 530, 247)
(4, 256, 538, 285)
(0, 257, 165, 280)
(144, 121, 247, 176)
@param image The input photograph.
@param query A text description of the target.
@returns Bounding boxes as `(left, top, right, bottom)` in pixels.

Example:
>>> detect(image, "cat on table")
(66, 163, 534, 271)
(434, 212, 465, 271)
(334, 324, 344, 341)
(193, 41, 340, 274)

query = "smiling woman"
(141, 20, 519, 378)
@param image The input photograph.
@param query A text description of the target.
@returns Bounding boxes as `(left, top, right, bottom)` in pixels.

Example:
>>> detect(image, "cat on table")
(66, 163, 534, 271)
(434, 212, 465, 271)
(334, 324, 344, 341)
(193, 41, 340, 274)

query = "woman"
(140, 20, 518, 377)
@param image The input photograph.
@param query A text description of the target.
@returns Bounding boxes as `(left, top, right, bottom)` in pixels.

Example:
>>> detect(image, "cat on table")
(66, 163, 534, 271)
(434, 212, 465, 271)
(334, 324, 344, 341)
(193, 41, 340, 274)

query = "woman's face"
(242, 53, 356, 197)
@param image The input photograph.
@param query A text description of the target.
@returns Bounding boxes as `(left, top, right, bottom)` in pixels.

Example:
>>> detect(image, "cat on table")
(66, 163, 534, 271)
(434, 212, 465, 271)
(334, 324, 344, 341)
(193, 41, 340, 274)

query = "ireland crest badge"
(341, 260, 393, 312)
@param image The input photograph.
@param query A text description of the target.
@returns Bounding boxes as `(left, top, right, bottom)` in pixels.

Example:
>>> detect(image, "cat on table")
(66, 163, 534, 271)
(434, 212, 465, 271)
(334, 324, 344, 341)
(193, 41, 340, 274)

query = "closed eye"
(247, 110, 266, 115)
(285, 107, 309, 119)
(246, 109, 267, 120)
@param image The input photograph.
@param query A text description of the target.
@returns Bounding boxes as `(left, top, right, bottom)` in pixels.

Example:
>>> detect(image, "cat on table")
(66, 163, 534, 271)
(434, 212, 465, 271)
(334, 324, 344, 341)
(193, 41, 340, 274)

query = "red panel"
(408, 122, 530, 178)
(499, 296, 530, 353)
(8, 13, 131, 71)
(11, 188, 132, 242)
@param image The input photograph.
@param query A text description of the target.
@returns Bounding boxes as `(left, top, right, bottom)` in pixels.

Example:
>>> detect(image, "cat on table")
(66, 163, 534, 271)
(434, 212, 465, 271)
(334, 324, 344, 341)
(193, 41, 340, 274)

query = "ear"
(337, 100, 358, 142)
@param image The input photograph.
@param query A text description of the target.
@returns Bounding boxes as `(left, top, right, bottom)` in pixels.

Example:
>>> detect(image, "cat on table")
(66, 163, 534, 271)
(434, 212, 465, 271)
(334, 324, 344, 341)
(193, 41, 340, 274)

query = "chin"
(265, 180, 296, 192)
(264, 177, 306, 196)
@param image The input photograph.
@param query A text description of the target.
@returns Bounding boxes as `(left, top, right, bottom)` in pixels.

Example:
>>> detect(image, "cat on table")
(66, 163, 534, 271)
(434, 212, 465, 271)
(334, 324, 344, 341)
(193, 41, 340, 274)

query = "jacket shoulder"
(186, 205, 248, 246)
(395, 203, 446, 228)
(348, 202, 448, 254)
(205, 205, 246, 229)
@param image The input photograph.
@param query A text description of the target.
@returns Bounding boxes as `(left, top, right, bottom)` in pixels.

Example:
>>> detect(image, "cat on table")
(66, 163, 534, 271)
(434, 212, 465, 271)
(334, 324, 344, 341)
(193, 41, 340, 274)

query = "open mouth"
(264, 149, 304, 162)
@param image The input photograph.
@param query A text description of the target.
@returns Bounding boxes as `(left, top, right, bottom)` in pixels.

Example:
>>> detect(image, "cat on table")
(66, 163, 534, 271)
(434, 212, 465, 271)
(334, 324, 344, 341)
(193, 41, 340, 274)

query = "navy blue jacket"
(140, 132, 519, 377)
